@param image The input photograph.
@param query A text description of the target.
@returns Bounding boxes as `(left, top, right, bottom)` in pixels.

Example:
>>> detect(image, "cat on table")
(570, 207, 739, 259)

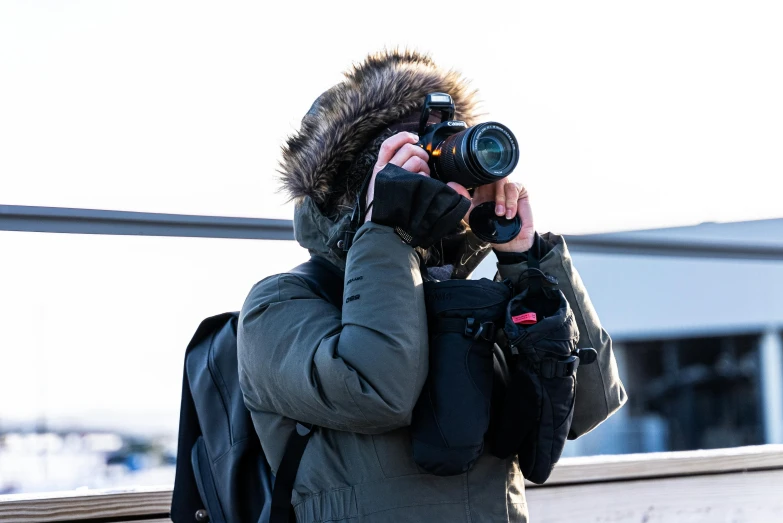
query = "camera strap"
(527, 246, 542, 292)
(341, 170, 374, 252)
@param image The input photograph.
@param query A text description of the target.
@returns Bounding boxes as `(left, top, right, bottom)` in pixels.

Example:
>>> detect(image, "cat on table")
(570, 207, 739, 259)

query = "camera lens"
(433, 122, 519, 189)
(476, 129, 513, 172)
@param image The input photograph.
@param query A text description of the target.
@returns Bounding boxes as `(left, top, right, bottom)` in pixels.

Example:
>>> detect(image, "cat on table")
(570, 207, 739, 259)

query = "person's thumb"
(447, 181, 471, 200)
(447, 182, 474, 221)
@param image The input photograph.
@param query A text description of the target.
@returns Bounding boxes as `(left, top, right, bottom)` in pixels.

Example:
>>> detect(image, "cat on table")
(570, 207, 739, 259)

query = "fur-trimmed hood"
(279, 49, 482, 218)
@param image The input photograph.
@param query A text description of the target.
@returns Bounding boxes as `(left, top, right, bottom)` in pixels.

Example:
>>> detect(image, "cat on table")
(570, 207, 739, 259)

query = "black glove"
(371, 164, 470, 249)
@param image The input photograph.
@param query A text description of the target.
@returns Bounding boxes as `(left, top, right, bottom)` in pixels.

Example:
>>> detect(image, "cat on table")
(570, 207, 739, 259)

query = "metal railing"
(0, 205, 293, 241)
(3, 204, 783, 261)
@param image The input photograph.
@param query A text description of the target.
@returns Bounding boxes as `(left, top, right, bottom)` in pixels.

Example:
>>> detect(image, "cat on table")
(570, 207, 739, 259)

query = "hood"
(282, 49, 486, 271)
(280, 49, 482, 217)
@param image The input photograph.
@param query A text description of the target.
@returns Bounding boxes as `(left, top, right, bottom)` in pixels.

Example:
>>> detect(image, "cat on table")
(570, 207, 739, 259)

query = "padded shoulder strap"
(289, 255, 344, 309)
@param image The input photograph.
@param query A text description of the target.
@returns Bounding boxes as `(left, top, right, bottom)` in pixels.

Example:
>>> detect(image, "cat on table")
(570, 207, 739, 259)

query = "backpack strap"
(270, 256, 344, 523)
(270, 422, 313, 523)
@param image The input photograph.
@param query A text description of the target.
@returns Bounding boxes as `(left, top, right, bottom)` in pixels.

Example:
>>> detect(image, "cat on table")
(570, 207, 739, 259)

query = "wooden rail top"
(2, 444, 783, 523)
(542, 443, 783, 485)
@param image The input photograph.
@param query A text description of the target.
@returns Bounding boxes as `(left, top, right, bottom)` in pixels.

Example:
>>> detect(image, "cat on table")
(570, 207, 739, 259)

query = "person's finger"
(471, 183, 494, 206)
(504, 181, 520, 219)
(401, 156, 430, 176)
(516, 182, 529, 201)
(447, 182, 472, 221)
(375, 132, 419, 171)
(494, 179, 507, 216)
(389, 142, 429, 168)
(518, 187, 533, 233)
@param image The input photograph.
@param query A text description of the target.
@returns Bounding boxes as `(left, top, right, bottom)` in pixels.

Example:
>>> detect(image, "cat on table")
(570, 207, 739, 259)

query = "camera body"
(417, 93, 519, 190)
(416, 92, 522, 244)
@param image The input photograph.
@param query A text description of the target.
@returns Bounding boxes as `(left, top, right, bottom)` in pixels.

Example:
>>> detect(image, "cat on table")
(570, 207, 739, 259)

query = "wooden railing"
(2, 445, 782, 523)
(527, 444, 783, 522)
(0, 486, 172, 522)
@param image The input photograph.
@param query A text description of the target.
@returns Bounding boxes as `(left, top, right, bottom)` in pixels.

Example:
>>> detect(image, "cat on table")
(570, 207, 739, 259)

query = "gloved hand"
(371, 163, 470, 249)
(364, 131, 430, 223)
(362, 131, 470, 248)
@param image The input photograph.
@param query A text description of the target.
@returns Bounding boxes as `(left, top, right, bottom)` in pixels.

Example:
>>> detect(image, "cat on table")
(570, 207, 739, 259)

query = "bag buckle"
(577, 347, 598, 365)
(464, 318, 496, 341)
(339, 230, 355, 252)
(540, 355, 580, 378)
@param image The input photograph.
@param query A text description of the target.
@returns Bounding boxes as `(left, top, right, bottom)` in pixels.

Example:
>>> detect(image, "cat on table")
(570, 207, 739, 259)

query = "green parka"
(237, 197, 627, 523)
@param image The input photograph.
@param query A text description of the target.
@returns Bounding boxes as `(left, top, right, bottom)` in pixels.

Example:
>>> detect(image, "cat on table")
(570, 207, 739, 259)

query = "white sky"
(1, 1, 783, 434)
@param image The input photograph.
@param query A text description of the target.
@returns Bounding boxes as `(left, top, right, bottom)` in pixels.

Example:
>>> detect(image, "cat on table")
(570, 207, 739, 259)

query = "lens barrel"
(433, 122, 519, 188)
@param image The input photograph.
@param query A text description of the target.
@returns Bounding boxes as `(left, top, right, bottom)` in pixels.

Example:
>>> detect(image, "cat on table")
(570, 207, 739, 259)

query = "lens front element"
(476, 137, 502, 170)
(471, 124, 517, 176)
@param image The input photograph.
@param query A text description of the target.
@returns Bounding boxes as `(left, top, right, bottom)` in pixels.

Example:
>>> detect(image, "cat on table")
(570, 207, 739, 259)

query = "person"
(237, 50, 626, 523)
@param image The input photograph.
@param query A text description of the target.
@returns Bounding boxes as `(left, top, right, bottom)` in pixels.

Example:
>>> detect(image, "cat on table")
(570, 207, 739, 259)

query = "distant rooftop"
(595, 218, 783, 248)
(564, 217, 783, 261)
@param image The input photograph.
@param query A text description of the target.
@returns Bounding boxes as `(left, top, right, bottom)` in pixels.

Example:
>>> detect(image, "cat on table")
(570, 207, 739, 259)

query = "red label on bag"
(512, 312, 537, 325)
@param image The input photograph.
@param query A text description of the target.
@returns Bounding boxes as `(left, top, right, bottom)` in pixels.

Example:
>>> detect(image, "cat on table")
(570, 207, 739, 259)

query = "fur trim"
(278, 49, 482, 216)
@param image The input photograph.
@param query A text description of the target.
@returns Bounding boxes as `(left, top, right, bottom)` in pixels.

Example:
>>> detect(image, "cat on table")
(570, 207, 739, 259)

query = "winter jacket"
(236, 196, 627, 523)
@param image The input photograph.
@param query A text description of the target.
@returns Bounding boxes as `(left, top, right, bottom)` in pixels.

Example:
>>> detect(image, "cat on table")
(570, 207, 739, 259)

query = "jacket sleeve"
(237, 222, 429, 434)
(496, 232, 627, 439)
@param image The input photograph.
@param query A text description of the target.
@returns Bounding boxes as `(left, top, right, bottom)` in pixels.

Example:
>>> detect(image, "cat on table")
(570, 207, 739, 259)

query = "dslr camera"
(417, 93, 522, 243)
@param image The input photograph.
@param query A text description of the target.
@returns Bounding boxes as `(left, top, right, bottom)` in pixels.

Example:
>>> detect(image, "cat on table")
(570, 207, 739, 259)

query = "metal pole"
(3, 205, 783, 260)
(0, 205, 294, 240)
(760, 328, 783, 444)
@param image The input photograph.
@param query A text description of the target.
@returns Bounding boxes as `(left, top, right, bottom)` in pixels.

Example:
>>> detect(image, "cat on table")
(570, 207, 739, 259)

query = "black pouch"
(490, 269, 597, 484)
(411, 278, 511, 475)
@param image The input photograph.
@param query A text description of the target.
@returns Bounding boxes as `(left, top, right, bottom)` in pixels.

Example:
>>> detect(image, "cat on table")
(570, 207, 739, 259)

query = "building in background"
(542, 218, 783, 456)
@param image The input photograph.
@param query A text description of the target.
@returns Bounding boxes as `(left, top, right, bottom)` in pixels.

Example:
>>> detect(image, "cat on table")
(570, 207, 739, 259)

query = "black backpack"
(171, 256, 344, 523)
